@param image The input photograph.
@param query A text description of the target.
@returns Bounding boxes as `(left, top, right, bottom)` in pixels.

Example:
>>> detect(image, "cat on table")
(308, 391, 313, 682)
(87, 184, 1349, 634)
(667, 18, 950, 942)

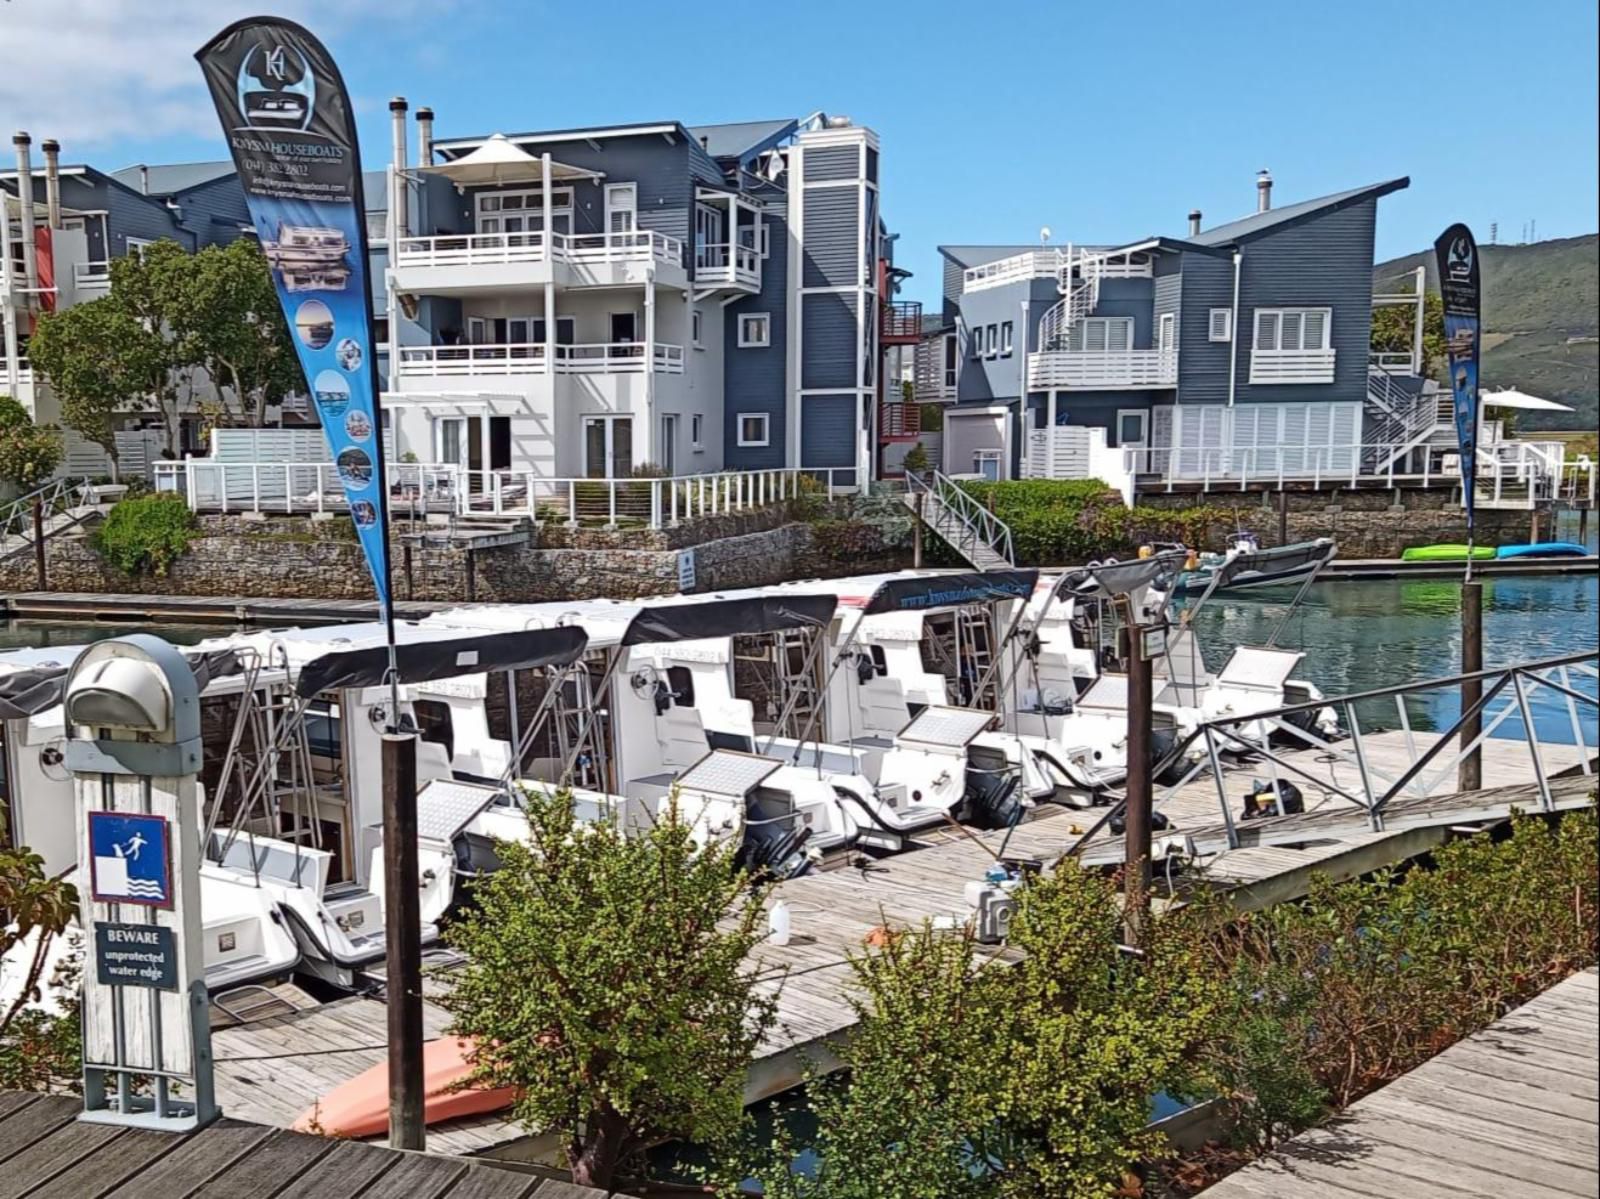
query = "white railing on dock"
(153, 460, 851, 526)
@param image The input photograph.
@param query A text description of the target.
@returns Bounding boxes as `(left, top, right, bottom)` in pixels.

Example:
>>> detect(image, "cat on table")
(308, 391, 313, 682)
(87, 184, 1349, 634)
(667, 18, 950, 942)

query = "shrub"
(0, 396, 64, 494)
(956, 478, 1229, 564)
(901, 441, 929, 474)
(90, 493, 198, 576)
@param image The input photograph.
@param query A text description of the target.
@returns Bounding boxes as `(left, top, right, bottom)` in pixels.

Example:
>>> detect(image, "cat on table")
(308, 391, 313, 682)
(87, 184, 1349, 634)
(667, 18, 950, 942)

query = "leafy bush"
(90, 493, 198, 576)
(0, 396, 64, 493)
(901, 441, 929, 474)
(956, 478, 1228, 565)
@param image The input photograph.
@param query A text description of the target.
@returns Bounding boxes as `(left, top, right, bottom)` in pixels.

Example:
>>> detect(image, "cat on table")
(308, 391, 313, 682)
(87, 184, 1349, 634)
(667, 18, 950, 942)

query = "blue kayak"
(1495, 542, 1589, 559)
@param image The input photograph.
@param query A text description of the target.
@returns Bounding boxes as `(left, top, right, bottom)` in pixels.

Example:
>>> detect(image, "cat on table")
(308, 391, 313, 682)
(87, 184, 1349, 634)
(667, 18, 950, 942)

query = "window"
(1117, 409, 1149, 447)
(691, 309, 704, 349)
(969, 325, 983, 360)
(1000, 320, 1014, 356)
(984, 324, 998, 358)
(1158, 312, 1176, 353)
(737, 413, 770, 446)
(604, 183, 637, 235)
(1208, 308, 1232, 342)
(124, 236, 153, 258)
(691, 414, 704, 449)
(1077, 316, 1133, 353)
(1254, 307, 1331, 351)
(666, 665, 695, 707)
(759, 224, 772, 259)
(738, 313, 771, 348)
(475, 187, 573, 235)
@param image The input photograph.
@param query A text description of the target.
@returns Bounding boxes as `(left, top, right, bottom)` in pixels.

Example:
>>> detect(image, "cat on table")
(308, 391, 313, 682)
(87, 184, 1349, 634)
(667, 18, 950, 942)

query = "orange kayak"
(293, 1035, 518, 1137)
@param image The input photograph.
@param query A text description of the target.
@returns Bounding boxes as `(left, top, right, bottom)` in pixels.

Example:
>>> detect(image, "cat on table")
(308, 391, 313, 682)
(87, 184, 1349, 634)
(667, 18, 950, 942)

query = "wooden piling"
(1459, 581, 1483, 792)
(382, 732, 426, 1150)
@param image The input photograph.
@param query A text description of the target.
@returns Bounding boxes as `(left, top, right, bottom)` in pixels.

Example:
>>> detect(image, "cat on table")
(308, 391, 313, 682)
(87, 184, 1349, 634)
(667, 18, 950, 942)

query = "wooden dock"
(1200, 967, 1599, 1198)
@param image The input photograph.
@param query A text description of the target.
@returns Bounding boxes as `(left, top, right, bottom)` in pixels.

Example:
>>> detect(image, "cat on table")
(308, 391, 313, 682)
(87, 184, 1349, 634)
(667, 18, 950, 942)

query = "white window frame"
(984, 323, 998, 359)
(603, 182, 637, 235)
(758, 224, 771, 259)
(1077, 316, 1133, 353)
(968, 324, 984, 360)
(691, 413, 704, 449)
(691, 309, 704, 349)
(736, 412, 770, 447)
(1000, 320, 1014, 357)
(1253, 306, 1332, 351)
(1116, 408, 1149, 447)
(1208, 308, 1232, 342)
(475, 187, 574, 234)
(737, 312, 771, 348)
(1158, 312, 1176, 353)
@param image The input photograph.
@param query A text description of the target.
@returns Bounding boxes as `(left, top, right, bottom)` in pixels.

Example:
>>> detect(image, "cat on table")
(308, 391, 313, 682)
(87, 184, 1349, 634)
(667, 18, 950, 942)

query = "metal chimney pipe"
(1188, 209, 1202, 237)
(415, 107, 433, 169)
(11, 133, 38, 295)
(139, 164, 149, 194)
(389, 97, 409, 240)
(1256, 169, 1272, 213)
(41, 139, 62, 230)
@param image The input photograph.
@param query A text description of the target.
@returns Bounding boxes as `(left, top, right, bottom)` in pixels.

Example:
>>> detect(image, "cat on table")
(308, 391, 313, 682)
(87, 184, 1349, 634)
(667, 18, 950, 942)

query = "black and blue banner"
(1434, 223, 1481, 537)
(196, 19, 392, 610)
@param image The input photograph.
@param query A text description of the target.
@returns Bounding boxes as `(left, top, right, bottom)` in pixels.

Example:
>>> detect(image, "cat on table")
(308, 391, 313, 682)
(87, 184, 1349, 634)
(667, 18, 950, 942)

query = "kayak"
(292, 1033, 517, 1137)
(1496, 542, 1589, 559)
(1401, 545, 1496, 562)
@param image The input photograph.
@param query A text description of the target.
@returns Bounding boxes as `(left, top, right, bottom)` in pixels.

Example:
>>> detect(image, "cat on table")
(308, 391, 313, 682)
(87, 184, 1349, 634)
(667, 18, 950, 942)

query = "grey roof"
(688, 118, 797, 161)
(110, 160, 235, 195)
(1187, 177, 1409, 246)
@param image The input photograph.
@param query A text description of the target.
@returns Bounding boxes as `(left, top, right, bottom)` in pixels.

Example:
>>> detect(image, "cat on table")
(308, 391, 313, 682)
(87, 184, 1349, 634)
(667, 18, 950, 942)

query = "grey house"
(932, 174, 1422, 488)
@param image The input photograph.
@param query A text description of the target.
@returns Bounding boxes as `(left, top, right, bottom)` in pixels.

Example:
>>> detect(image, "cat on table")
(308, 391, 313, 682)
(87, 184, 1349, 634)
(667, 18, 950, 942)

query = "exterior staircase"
(903, 469, 1014, 569)
(0, 477, 101, 564)
(1038, 251, 1104, 352)
(1363, 364, 1449, 473)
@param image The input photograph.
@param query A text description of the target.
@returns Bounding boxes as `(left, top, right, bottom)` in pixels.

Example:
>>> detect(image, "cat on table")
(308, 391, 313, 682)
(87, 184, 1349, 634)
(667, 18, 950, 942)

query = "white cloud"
(0, 0, 433, 153)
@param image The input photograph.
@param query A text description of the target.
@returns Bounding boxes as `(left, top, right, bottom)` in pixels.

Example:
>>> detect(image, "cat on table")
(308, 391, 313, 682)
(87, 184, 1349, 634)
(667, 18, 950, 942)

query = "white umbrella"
(1481, 388, 1574, 413)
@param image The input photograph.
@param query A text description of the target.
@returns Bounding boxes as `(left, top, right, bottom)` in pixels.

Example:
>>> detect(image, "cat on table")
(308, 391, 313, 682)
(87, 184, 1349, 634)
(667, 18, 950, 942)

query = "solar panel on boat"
(414, 779, 502, 842)
(1217, 646, 1303, 690)
(1078, 674, 1130, 712)
(676, 750, 784, 797)
(897, 705, 994, 747)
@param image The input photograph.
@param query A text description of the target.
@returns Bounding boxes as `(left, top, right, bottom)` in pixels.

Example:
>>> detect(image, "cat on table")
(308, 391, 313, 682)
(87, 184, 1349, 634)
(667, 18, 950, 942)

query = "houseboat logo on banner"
(88, 811, 173, 908)
(196, 18, 394, 612)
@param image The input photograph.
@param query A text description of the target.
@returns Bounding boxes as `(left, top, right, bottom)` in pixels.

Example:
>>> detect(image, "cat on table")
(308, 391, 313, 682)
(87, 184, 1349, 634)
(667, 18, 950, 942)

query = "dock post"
(1277, 488, 1288, 546)
(1529, 508, 1542, 544)
(382, 732, 426, 1150)
(912, 491, 924, 569)
(1124, 622, 1154, 940)
(1579, 507, 1589, 544)
(32, 498, 46, 589)
(1459, 582, 1483, 792)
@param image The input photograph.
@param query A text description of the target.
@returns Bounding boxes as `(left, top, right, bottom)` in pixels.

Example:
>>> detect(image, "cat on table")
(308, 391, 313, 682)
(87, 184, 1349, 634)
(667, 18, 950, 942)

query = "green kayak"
(1401, 544, 1498, 562)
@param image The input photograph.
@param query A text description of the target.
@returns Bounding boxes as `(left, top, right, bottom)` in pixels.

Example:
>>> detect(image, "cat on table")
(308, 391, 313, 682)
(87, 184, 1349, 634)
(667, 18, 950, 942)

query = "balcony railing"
(1248, 347, 1337, 384)
(1026, 349, 1178, 390)
(392, 229, 683, 271)
(73, 261, 112, 292)
(962, 249, 1061, 293)
(397, 341, 684, 378)
(881, 300, 922, 343)
(0, 358, 33, 385)
(878, 402, 921, 440)
(694, 241, 760, 289)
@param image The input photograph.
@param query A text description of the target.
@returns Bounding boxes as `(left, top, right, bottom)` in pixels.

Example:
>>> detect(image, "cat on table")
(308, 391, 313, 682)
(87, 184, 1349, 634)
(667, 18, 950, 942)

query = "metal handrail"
(0, 476, 89, 561)
(906, 468, 1016, 566)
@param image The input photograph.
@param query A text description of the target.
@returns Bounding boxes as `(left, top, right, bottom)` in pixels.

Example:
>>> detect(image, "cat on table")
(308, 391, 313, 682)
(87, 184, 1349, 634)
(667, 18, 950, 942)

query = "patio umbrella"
(1481, 388, 1574, 413)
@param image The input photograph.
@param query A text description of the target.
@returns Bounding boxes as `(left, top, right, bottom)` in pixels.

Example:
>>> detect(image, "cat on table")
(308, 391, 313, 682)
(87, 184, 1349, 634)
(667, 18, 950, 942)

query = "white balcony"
(397, 341, 684, 379)
(1248, 347, 1337, 385)
(0, 359, 36, 415)
(390, 229, 686, 295)
(72, 261, 112, 298)
(694, 242, 760, 292)
(1026, 349, 1178, 391)
(963, 249, 1062, 293)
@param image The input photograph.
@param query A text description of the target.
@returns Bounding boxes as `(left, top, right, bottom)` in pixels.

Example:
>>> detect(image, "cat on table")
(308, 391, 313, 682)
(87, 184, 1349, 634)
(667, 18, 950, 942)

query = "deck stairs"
(1038, 254, 1104, 352)
(903, 469, 1014, 570)
(0, 477, 103, 564)
(1364, 366, 1450, 473)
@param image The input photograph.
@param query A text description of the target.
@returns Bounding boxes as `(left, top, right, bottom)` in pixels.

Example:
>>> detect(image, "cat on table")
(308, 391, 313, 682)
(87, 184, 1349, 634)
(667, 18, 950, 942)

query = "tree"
(0, 396, 63, 494)
(1371, 290, 1446, 377)
(441, 789, 778, 1190)
(0, 823, 80, 1093)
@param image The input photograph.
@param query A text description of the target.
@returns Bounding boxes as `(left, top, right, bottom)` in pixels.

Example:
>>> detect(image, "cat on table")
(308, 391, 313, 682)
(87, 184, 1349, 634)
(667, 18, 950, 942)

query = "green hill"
(1374, 234, 1597, 431)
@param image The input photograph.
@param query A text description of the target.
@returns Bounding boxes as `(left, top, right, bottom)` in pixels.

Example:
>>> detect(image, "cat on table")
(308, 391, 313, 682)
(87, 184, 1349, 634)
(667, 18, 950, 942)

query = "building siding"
(106, 183, 193, 253)
(173, 176, 249, 248)
(800, 393, 856, 467)
(1088, 277, 1155, 349)
(1175, 253, 1235, 405)
(801, 292, 858, 390)
(804, 145, 859, 182)
(801, 187, 858, 288)
(724, 211, 789, 470)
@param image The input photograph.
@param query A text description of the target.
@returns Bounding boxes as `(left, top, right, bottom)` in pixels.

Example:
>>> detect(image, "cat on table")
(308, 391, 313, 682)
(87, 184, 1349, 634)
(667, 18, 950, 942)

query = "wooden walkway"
(1201, 968, 1599, 1198)
(0, 1090, 631, 1199)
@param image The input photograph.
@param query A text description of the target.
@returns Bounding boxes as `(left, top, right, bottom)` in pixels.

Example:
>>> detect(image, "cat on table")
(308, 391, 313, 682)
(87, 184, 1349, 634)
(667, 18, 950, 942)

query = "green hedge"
(90, 493, 198, 576)
(955, 478, 1227, 565)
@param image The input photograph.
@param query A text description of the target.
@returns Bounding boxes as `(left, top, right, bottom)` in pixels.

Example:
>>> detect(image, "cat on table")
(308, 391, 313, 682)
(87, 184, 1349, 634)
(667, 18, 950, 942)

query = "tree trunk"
(568, 1109, 632, 1190)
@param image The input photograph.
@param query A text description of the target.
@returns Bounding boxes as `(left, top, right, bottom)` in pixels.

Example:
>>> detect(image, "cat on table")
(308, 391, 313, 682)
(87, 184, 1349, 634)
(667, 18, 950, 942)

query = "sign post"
(1434, 223, 1482, 581)
(66, 635, 216, 1130)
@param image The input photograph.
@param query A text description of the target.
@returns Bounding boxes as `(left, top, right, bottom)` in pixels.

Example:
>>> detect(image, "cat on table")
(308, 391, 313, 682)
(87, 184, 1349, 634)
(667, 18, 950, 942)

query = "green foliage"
(957, 479, 1227, 565)
(0, 396, 63, 492)
(729, 866, 1219, 1198)
(1370, 289, 1445, 374)
(90, 492, 198, 576)
(441, 787, 777, 1190)
(917, 402, 944, 432)
(901, 441, 929, 474)
(0, 825, 81, 1093)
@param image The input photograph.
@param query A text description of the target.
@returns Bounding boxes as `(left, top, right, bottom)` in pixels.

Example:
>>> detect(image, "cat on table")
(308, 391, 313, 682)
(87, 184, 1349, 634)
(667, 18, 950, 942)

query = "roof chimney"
(1256, 169, 1272, 213)
(11, 133, 38, 294)
(1188, 208, 1202, 237)
(389, 97, 409, 239)
(41, 138, 62, 230)
(699, 135, 709, 150)
(416, 107, 434, 169)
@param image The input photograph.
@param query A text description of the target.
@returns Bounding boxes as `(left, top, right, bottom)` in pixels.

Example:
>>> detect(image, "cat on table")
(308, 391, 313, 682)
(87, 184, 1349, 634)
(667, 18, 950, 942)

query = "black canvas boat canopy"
(0, 647, 250, 720)
(1056, 551, 1187, 601)
(296, 626, 589, 696)
(1213, 538, 1336, 590)
(860, 569, 1039, 616)
(620, 594, 837, 647)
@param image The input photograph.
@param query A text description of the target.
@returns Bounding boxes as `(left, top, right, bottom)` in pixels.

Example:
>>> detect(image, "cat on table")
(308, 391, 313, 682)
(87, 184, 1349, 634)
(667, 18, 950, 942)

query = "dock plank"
(1201, 969, 1600, 1198)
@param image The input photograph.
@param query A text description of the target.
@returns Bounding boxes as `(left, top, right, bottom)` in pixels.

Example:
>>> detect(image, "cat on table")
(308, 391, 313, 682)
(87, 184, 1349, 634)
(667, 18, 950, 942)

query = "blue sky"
(4, 0, 1596, 303)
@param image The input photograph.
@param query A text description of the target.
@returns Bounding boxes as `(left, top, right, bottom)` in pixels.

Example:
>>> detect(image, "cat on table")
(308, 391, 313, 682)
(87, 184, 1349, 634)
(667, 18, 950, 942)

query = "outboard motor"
(1241, 778, 1304, 820)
